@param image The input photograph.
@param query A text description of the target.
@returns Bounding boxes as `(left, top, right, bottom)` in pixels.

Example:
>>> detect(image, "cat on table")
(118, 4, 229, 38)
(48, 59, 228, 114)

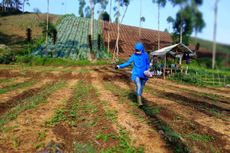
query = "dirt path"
(91, 72, 170, 153)
(0, 80, 77, 153)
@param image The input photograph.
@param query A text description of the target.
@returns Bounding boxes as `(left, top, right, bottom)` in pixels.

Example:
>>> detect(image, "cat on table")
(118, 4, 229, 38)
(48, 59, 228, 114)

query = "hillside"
(0, 13, 59, 52)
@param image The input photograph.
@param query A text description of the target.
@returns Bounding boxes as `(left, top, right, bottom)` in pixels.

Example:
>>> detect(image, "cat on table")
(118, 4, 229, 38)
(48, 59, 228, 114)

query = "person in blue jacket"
(115, 42, 150, 107)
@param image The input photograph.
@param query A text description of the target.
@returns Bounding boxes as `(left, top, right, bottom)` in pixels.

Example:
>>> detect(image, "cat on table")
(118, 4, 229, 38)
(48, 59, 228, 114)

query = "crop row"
(33, 15, 107, 59)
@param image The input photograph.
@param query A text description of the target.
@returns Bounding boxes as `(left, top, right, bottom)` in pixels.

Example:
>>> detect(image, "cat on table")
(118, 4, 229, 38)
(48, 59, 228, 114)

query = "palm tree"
(166, 16, 174, 33)
(212, 0, 220, 69)
(152, 0, 166, 49)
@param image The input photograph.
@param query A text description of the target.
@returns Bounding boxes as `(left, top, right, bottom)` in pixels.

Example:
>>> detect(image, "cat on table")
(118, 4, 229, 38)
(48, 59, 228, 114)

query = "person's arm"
(117, 55, 134, 69)
(146, 53, 150, 70)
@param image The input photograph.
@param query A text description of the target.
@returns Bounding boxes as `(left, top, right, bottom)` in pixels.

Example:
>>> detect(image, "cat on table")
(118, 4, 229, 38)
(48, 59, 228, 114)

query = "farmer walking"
(115, 42, 150, 108)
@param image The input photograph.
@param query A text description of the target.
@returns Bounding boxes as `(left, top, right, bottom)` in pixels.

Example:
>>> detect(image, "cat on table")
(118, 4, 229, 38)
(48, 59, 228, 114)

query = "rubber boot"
(137, 96, 143, 108)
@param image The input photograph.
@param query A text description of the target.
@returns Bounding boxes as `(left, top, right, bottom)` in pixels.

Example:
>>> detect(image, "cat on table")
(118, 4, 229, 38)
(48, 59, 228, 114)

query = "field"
(0, 64, 229, 153)
(33, 15, 106, 60)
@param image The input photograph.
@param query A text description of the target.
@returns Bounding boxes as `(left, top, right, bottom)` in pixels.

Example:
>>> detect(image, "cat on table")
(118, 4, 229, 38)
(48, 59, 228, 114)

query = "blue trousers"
(134, 77, 146, 96)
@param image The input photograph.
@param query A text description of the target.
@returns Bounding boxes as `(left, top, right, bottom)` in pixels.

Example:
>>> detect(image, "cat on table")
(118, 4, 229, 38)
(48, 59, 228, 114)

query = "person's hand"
(115, 65, 119, 70)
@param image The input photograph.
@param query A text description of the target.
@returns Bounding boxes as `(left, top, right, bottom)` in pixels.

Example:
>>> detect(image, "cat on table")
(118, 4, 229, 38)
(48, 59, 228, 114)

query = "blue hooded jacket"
(118, 42, 150, 81)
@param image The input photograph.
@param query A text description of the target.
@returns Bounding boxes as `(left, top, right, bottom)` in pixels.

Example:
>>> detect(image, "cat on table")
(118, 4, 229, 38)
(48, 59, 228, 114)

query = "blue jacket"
(118, 43, 150, 81)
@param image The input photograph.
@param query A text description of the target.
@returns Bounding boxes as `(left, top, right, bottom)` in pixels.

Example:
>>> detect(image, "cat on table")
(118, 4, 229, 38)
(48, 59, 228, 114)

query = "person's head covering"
(134, 42, 145, 53)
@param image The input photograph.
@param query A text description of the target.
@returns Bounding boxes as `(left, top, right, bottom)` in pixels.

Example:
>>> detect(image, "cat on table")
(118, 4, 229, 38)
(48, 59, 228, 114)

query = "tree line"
(0, 0, 29, 12)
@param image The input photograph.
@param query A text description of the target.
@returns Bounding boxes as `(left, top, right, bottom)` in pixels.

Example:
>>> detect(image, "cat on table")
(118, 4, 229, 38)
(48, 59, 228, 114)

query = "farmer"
(115, 42, 150, 107)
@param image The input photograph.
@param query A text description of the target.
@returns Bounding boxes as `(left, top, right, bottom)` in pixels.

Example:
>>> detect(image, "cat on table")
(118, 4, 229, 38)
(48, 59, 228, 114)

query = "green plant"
(105, 109, 118, 122)
(12, 136, 20, 149)
(73, 142, 96, 153)
(101, 128, 144, 153)
(37, 131, 47, 141)
(0, 45, 15, 64)
(96, 133, 117, 142)
(0, 80, 35, 94)
(185, 133, 215, 143)
(0, 81, 66, 128)
(45, 109, 66, 126)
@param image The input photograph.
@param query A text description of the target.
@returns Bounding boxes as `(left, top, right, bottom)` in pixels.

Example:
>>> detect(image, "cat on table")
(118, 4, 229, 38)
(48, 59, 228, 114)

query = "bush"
(0, 45, 15, 64)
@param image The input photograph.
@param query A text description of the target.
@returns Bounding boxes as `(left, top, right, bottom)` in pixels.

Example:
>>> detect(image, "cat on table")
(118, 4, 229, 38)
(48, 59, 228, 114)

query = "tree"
(212, 0, 220, 69)
(166, 16, 174, 33)
(99, 11, 110, 21)
(78, 0, 86, 17)
(152, 0, 166, 49)
(169, 0, 205, 45)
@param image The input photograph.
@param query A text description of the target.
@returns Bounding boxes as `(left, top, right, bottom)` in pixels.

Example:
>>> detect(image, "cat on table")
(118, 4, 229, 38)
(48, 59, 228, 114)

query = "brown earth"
(0, 65, 229, 153)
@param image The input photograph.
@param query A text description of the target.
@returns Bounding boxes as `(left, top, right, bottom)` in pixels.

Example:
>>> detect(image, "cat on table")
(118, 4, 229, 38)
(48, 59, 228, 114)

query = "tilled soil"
(0, 65, 229, 153)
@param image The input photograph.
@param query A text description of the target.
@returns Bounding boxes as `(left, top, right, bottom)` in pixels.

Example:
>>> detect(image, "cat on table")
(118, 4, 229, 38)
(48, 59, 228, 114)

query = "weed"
(1, 125, 18, 133)
(16, 56, 111, 66)
(35, 142, 45, 150)
(105, 109, 118, 122)
(0, 81, 66, 128)
(142, 105, 161, 116)
(37, 131, 47, 141)
(73, 142, 96, 153)
(96, 133, 117, 142)
(0, 80, 35, 94)
(101, 128, 144, 153)
(12, 136, 20, 149)
(45, 109, 66, 127)
(185, 133, 215, 143)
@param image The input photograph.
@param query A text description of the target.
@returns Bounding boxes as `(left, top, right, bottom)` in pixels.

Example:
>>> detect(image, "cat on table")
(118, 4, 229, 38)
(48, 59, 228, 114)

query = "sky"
(24, 0, 230, 45)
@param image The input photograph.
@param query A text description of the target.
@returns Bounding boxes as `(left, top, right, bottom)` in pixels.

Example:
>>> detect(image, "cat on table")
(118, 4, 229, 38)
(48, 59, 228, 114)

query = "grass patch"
(0, 81, 65, 128)
(45, 108, 66, 127)
(0, 80, 35, 94)
(142, 105, 161, 116)
(104, 109, 118, 123)
(155, 120, 189, 153)
(96, 133, 117, 142)
(16, 56, 111, 66)
(73, 142, 96, 153)
(101, 128, 144, 153)
(185, 133, 215, 143)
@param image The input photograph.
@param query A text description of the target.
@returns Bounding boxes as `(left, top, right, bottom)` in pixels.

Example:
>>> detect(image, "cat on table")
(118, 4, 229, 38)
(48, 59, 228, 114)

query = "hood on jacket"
(134, 42, 145, 54)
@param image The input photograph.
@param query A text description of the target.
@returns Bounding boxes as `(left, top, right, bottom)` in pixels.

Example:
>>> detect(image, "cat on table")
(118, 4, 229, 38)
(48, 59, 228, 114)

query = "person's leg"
(134, 77, 143, 106)
(135, 77, 141, 96)
(140, 79, 146, 96)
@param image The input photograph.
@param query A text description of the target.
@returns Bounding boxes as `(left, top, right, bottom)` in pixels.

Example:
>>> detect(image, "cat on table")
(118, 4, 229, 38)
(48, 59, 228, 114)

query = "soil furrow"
(0, 79, 51, 104)
(112, 79, 230, 152)
(92, 72, 170, 153)
(0, 80, 75, 153)
(149, 78, 230, 99)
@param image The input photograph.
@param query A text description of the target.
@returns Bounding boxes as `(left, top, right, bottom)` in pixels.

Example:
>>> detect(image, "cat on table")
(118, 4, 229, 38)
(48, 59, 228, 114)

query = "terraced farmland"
(0, 64, 229, 153)
(33, 15, 106, 59)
